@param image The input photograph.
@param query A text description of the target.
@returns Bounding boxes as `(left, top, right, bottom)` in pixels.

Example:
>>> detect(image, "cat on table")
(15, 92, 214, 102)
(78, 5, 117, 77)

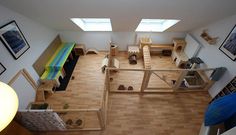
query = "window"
(70, 18, 112, 31)
(135, 19, 180, 32)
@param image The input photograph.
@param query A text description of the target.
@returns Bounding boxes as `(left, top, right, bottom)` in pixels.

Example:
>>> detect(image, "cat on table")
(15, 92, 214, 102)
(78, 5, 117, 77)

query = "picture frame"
(0, 63, 6, 75)
(219, 25, 236, 61)
(0, 20, 30, 60)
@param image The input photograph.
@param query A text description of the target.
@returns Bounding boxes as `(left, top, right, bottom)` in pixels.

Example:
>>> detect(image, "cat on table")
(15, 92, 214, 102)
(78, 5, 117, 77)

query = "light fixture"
(70, 18, 112, 31)
(135, 19, 180, 32)
(0, 82, 19, 131)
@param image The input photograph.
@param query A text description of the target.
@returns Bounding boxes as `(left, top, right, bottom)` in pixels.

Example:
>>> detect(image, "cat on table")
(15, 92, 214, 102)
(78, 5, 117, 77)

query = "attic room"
(0, 0, 236, 135)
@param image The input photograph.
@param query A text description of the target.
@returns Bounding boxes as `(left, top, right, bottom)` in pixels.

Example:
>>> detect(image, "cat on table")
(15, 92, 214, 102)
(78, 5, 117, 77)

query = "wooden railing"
(106, 67, 216, 93)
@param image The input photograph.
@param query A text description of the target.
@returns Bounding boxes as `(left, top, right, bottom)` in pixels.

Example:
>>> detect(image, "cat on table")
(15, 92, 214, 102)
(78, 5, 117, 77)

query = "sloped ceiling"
(0, 0, 236, 32)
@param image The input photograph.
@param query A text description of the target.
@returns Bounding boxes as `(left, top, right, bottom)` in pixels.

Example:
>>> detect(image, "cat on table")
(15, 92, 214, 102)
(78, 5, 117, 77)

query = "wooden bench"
(40, 42, 75, 86)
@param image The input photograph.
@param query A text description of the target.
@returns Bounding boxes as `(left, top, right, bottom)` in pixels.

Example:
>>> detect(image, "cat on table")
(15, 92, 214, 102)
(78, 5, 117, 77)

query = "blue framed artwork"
(0, 20, 30, 60)
(219, 25, 236, 61)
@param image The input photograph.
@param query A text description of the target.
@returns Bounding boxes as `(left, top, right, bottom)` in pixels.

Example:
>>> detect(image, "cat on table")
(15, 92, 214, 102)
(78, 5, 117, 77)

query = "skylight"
(135, 19, 180, 32)
(70, 18, 112, 31)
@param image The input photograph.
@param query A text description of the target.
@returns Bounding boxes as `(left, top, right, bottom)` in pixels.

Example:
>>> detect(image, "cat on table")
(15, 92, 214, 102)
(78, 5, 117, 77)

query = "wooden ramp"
(143, 45, 151, 69)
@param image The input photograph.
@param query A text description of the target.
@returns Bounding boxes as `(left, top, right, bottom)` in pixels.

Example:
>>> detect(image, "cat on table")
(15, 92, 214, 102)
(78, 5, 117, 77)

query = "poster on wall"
(219, 25, 236, 61)
(0, 63, 6, 75)
(0, 20, 30, 60)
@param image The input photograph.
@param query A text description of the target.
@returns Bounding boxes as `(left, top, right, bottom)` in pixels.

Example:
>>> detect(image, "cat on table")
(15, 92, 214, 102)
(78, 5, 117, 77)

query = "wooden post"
(173, 70, 188, 91)
(141, 70, 151, 92)
(204, 80, 215, 91)
(106, 68, 110, 92)
(9, 69, 38, 90)
(104, 90, 108, 126)
(97, 109, 105, 129)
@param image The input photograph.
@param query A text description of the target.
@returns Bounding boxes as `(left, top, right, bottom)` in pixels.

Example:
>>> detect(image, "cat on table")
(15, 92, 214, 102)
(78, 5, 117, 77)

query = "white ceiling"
(0, 0, 236, 32)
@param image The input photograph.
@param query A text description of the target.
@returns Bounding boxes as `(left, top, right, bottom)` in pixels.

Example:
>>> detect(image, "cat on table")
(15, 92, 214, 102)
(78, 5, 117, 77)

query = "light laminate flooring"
(38, 52, 210, 135)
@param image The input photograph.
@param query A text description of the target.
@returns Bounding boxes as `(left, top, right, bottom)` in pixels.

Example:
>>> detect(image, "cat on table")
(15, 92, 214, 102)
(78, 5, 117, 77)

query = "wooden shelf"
(151, 44, 174, 50)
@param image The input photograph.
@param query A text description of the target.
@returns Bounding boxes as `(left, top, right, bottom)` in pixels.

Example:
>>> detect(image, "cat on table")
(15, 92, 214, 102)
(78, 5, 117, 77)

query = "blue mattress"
(205, 92, 236, 126)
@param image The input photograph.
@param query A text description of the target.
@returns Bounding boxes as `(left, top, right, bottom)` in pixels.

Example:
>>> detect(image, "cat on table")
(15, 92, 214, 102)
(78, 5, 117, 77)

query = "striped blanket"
(40, 42, 75, 80)
(45, 43, 75, 71)
(40, 69, 62, 80)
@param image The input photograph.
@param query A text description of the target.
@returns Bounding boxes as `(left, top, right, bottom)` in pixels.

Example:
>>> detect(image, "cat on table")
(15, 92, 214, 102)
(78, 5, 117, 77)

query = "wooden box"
(74, 44, 86, 56)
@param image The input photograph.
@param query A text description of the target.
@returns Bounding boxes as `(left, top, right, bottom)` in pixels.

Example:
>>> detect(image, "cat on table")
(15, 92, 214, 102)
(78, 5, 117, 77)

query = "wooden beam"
(144, 89, 174, 93)
(152, 71, 173, 88)
(59, 128, 102, 131)
(173, 70, 188, 90)
(107, 67, 216, 72)
(8, 69, 37, 90)
(150, 44, 174, 50)
(146, 87, 173, 90)
(106, 68, 111, 92)
(104, 90, 109, 127)
(204, 80, 215, 91)
(54, 108, 100, 112)
(109, 90, 141, 93)
(97, 109, 105, 129)
(141, 71, 151, 92)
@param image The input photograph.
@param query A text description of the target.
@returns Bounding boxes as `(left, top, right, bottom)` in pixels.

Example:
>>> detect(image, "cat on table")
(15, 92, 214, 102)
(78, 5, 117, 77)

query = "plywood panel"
(33, 35, 62, 76)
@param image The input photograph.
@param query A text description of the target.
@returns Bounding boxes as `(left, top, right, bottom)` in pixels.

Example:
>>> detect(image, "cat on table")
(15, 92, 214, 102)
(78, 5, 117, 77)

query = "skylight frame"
(71, 18, 112, 31)
(135, 19, 180, 32)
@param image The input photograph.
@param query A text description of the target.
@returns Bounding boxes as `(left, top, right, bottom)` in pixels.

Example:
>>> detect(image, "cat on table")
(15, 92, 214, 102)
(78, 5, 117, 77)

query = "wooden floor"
(110, 52, 181, 92)
(38, 92, 210, 135)
(38, 51, 210, 135)
(45, 53, 106, 109)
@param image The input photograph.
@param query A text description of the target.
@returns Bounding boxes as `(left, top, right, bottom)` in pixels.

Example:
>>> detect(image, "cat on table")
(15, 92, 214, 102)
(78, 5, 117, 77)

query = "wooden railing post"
(141, 70, 151, 92)
(105, 68, 110, 92)
(97, 109, 105, 129)
(173, 70, 188, 91)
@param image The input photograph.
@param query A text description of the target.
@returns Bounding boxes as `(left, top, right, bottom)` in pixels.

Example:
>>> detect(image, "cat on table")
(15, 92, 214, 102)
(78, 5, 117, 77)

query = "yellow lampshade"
(0, 82, 19, 131)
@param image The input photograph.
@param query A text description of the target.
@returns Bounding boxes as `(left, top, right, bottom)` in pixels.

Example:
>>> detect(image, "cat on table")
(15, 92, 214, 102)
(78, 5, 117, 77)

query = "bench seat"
(45, 43, 75, 71)
(40, 69, 62, 86)
(40, 42, 75, 86)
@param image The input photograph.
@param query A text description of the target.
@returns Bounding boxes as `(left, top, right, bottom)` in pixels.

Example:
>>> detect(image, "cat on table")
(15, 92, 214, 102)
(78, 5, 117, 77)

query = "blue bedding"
(204, 92, 236, 126)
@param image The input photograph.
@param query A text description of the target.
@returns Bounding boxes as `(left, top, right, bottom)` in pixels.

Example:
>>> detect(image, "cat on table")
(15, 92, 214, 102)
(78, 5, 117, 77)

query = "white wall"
(0, 5, 57, 84)
(190, 14, 236, 97)
(59, 31, 186, 51)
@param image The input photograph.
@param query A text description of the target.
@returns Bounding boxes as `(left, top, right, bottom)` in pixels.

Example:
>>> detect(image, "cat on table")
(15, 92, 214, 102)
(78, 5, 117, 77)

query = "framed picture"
(219, 25, 236, 61)
(0, 63, 6, 75)
(0, 20, 30, 60)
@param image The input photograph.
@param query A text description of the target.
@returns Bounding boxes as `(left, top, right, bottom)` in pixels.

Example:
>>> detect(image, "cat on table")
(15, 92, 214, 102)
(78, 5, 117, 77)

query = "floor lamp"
(0, 82, 19, 131)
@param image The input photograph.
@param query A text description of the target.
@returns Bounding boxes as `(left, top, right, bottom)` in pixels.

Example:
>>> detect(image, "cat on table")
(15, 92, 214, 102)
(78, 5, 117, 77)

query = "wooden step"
(36, 90, 45, 102)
